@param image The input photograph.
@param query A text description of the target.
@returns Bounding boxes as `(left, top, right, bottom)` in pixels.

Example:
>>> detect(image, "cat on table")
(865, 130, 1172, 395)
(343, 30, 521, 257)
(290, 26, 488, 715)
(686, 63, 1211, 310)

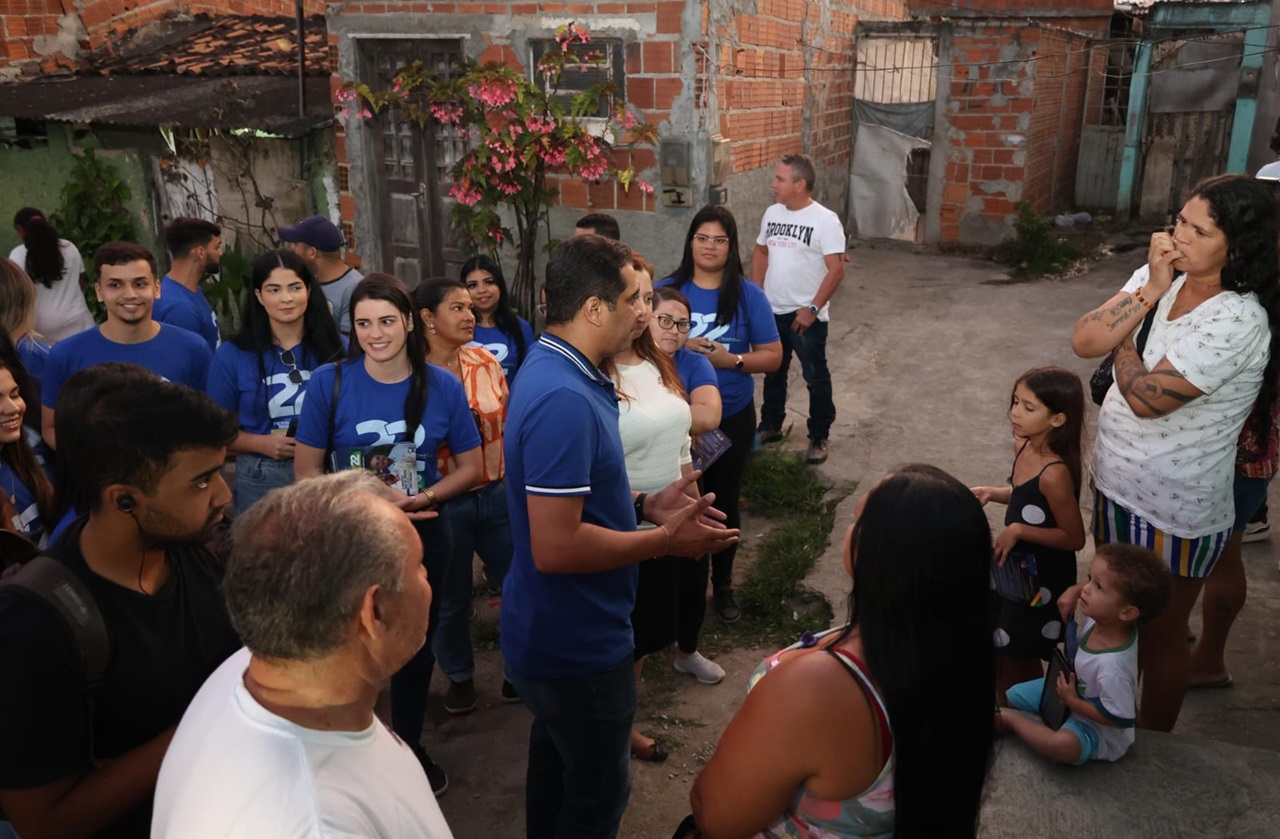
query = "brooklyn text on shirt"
(764, 222, 816, 245)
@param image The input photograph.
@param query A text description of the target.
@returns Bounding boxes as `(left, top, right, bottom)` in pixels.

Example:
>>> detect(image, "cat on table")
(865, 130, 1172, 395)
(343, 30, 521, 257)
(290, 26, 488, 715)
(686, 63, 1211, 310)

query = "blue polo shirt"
(501, 334, 637, 678)
(41, 324, 213, 409)
(153, 277, 220, 352)
(470, 318, 535, 385)
(657, 277, 779, 416)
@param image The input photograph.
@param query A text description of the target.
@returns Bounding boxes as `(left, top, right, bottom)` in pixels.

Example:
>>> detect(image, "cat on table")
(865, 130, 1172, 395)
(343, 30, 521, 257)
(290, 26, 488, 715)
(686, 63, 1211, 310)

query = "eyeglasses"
(655, 314, 692, 333)
(278, 348, 305, 385)
(537, 302, 547, 317)
(692, 234, 730, 247)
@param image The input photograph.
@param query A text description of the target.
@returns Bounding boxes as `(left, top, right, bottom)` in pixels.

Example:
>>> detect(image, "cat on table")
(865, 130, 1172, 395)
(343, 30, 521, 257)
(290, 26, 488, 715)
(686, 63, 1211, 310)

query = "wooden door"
(359, 39, 464, 288)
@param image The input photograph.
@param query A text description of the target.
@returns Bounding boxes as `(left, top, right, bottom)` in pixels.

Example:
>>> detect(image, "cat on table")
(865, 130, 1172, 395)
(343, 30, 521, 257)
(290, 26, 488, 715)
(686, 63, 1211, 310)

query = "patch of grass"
(993, 203, 1080, 277)
(723, 443, 849, 647)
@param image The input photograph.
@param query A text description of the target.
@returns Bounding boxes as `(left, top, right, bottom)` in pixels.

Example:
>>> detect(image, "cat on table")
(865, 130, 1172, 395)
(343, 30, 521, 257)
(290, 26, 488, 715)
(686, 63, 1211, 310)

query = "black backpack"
(0, 530, 110, 690)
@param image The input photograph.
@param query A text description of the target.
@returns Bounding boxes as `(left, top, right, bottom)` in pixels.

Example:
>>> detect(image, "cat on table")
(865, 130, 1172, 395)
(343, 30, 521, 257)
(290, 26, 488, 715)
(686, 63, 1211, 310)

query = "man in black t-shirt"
(0, 369, 240, 838)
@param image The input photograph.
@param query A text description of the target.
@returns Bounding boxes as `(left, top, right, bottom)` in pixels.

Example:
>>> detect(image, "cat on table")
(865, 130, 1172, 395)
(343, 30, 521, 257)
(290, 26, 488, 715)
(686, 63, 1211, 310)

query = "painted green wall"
(0, 125, 162, 260)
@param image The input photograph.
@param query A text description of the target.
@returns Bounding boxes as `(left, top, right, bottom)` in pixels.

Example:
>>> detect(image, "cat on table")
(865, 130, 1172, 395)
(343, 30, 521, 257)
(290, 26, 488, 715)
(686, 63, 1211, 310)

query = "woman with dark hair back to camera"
(1073, 174, 1280, 731)
(206, 250, 344, 514)
(294, 274, 482, 796)
(461, 255, 535, 385)
(9, 208, 95, 343)
(658, 205, 782, 628)
(690, 464, 996, 838)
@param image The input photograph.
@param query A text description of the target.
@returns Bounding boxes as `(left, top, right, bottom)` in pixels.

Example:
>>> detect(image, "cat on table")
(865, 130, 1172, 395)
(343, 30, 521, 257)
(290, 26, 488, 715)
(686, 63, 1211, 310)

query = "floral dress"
(747, 628, 895, 838)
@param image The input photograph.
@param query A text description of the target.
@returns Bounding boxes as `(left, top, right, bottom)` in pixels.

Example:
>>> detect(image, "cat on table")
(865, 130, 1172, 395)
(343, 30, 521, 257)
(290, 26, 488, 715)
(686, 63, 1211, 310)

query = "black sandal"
(630, 737, 669, 763)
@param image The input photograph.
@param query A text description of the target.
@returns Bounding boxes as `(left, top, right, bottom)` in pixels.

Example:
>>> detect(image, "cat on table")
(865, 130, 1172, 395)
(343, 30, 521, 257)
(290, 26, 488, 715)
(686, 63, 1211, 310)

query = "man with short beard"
(0, 373, 241, 838)
(154, 217, 224, 352)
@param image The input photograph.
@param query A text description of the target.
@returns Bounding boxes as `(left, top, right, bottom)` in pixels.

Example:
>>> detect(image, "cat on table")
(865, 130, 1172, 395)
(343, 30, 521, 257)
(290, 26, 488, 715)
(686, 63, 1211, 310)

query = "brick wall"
(0, 0, 327, 76)
(328, 0, 911, 263)
(938, 21, 1093, 244)
(1022, 26, 1091, 213)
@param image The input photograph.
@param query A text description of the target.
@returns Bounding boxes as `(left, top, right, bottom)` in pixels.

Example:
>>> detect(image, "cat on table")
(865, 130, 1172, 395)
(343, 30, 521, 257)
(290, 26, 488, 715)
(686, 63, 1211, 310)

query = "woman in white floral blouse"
(1072, 174, 1280, 732)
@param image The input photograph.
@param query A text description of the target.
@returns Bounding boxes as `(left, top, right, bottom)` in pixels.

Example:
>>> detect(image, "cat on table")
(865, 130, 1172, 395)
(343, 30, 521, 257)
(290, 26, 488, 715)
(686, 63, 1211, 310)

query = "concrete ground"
(429, 243, 1280, 837)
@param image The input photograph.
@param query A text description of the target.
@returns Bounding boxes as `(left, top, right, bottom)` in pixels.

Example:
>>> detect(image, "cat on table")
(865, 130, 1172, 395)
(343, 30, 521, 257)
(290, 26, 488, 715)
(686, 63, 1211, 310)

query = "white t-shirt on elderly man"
(1092, 265, 1269, 538)
(151, 648, 453, 839)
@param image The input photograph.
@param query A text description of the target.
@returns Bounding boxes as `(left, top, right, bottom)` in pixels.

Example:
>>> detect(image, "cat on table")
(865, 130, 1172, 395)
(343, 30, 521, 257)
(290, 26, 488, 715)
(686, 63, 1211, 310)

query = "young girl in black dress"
(972, 366, 1086, 702)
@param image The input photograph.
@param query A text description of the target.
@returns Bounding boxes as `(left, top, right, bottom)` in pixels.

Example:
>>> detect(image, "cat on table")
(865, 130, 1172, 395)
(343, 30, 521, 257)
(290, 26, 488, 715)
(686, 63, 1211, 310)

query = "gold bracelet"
(423, 489, 439, 509)
(1134, 288, 1155, 309)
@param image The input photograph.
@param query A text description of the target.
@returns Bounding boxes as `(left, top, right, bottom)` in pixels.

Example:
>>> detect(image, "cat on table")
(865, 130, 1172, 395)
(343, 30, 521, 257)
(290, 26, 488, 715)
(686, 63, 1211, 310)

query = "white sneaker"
(674, 652, 725, 685)
(1243, 520, 1270, 543)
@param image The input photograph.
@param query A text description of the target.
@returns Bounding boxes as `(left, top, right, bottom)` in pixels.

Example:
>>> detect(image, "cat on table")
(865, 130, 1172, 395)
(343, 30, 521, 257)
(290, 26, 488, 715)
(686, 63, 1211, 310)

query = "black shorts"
(632, 555, 680, 659)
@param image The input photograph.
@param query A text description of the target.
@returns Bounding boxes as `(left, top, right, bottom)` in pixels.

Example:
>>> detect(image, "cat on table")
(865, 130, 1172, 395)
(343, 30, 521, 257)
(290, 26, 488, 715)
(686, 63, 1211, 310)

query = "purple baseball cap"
(278, 215, 344, 252)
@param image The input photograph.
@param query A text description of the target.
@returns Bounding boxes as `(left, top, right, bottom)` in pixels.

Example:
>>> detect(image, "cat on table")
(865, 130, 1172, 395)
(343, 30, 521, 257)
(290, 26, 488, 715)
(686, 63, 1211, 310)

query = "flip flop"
(1188, 674, 1234, 689)
(630, 738, 669, 763)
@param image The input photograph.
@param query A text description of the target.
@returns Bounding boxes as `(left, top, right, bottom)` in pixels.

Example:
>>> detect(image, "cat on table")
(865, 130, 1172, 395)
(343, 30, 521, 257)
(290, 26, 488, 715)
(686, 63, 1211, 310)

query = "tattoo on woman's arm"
(1112, 346, 1197, 416)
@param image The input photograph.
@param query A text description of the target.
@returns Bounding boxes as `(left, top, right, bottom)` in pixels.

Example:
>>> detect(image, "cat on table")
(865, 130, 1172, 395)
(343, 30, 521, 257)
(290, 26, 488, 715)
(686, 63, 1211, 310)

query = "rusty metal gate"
(850, 24, 938, 242)
(1135, 35, 1241, 222)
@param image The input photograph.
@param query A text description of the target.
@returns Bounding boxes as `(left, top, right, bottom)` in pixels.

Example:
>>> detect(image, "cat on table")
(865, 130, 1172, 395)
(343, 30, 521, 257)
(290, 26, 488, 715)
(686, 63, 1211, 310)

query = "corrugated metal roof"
(0, 15, 332, 136)
(0, 74, 333, 137)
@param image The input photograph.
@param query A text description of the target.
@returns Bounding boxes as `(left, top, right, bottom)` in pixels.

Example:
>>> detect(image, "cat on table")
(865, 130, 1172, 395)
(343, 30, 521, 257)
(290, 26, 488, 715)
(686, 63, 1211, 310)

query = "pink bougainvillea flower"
(636, 179, 654, 194)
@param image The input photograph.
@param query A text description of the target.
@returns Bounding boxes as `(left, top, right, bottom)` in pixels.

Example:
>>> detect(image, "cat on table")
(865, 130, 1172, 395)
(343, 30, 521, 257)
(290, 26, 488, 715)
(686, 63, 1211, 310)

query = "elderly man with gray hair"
(150, 472, 453, 838)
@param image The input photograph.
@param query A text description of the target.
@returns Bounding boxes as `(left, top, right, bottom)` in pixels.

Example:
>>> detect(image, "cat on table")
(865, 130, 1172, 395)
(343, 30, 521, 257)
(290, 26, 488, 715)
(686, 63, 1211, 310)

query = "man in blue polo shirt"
(153, 217, 222, 351)
(502, 234, 739, 839)
(41, 241, 212, 449)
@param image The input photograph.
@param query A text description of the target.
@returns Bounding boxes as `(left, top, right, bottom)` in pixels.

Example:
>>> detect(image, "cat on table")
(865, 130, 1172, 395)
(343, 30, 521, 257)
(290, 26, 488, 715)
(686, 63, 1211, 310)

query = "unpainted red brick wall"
(938, 22, 1092, 243)
(710, 0, 909, 192)
(328, 0, 910, 256)
(1022, 27, 1091, 214)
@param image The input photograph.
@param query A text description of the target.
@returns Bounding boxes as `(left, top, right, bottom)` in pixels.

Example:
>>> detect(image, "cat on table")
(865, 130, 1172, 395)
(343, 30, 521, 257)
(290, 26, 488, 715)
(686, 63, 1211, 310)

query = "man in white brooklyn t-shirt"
(751, 153, 846, 465)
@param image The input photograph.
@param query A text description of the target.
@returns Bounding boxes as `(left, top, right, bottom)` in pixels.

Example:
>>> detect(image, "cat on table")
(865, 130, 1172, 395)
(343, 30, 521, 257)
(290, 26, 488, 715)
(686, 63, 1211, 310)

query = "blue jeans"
(760, 312, 835, 441)
(233, 454, 295, 515)
(390, 515, 453, 750)
(434, 481, 514, 683)
(509, 654, 636, 839)
(1232, 474, 1273, 532)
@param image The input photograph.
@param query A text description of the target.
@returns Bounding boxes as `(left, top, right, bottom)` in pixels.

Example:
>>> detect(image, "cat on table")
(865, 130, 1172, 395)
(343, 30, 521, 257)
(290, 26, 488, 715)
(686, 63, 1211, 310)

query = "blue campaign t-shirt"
(501, 335, 638, 679)
(470, 318, 535, 384)
(657, 277, 780, 416)
(207, 342, 323, 436)
(41, 324, 214, 409)
(1, 461, 44, 541)
(674, 347, 718, 395)
(16, 335, 50, 385)
(295, 357, 481, 487)
(153, 277, 220, 352)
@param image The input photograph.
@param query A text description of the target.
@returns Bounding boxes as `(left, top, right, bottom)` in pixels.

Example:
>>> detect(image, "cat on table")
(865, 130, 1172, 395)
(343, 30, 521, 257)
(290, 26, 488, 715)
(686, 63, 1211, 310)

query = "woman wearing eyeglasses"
(207, 250, 344, 514)
(659, 205, 782, 626)
(414, 276, 520, 713)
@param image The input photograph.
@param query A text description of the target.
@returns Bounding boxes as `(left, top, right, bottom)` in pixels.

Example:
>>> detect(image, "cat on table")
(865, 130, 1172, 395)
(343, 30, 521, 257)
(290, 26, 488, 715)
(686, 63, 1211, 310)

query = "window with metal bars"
(529, 39, 625, 119)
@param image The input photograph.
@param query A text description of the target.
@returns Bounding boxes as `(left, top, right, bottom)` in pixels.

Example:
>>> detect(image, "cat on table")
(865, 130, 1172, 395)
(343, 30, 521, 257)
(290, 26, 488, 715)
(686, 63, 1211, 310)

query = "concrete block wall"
(938, 22, 1091, 244)
(327, 0, 910, 269)
(0, 0, 326, 77)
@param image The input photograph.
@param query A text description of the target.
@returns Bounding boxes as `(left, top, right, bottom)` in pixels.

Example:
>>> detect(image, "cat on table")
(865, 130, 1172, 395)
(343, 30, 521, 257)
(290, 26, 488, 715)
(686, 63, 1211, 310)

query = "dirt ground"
(426, 241, 1280, 838)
